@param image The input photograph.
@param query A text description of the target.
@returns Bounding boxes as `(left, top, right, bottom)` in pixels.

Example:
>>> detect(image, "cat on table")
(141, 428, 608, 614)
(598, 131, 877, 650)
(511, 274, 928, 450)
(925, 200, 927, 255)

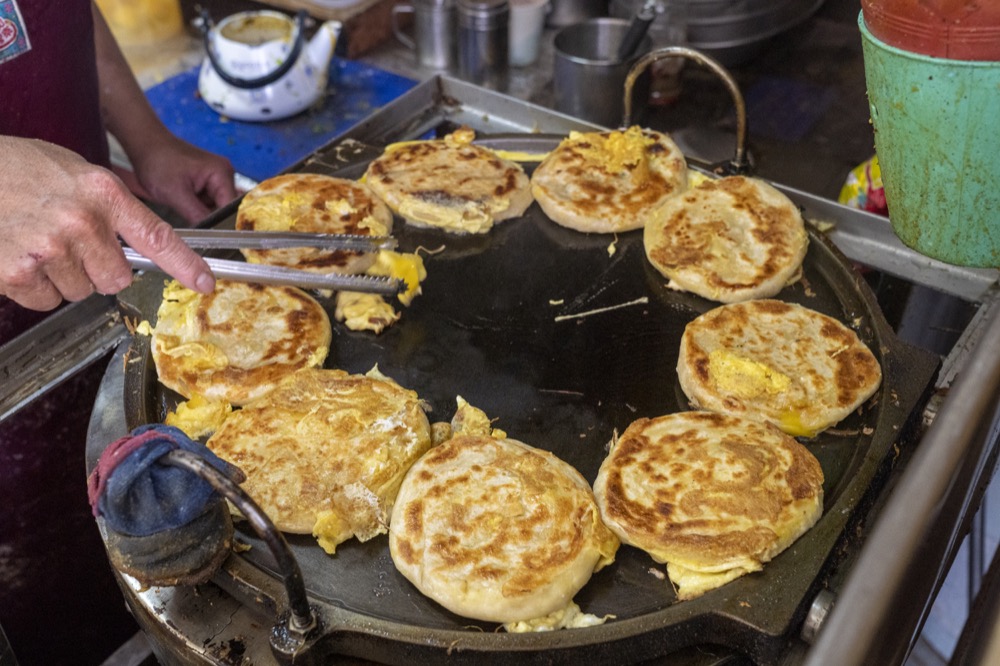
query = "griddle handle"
(622, 46, 751, 175)
(162, 449, 319, 638)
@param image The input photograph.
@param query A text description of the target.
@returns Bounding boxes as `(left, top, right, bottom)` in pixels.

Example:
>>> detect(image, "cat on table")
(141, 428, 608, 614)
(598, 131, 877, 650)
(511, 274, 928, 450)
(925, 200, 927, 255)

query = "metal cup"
(392, 0, 457, 70)
(457, 0, 510, 91)
(553, 18, 652, 127)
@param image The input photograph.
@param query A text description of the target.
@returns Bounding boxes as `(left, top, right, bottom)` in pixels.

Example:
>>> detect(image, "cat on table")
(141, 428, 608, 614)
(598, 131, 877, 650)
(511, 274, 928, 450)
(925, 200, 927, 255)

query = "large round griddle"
(105, 138, 939, 665)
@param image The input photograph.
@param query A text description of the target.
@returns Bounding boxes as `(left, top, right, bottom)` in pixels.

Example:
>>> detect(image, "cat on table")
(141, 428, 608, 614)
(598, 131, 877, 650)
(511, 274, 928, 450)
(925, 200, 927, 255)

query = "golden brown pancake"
(235, 173, 393, 274)
(364, 128, 533, 234)
(389, 434, 619, 624)
(206, 367, 433, 552)
(530, 127, 688, 233)
(644, 175, 808, 303)
(677, 299, 883, 437)
(151, 279, 330, 406)
(593, 411, 824, 601)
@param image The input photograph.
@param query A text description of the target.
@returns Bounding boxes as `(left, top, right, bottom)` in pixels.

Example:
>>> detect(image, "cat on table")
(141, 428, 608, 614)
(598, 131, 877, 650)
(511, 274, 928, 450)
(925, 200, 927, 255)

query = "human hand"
(127, 134, 240, 226)
(0, 137, 215, 311)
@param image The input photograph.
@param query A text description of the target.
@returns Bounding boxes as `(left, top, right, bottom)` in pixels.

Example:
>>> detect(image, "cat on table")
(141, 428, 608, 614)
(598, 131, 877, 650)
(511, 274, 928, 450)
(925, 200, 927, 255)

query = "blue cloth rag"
(88, 424, 240, 537)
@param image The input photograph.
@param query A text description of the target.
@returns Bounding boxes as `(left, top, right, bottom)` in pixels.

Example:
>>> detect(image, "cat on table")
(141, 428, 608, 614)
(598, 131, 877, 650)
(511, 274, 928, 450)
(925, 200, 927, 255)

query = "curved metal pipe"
(162, 448, 317, 636)
(622, 46, 750, 174)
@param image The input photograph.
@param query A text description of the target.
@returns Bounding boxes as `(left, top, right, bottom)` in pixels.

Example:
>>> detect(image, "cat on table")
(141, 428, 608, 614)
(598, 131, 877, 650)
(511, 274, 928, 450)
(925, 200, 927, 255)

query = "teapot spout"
(306, 20, 342, 70)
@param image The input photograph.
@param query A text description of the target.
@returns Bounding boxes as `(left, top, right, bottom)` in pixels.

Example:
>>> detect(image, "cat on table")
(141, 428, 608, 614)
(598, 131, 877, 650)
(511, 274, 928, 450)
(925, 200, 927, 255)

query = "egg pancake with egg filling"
(235, 173, 393, 275)
(207, 367, 432, 553)
(151, 279, 331, 406)
(677, 299, 883, 438)
(364, 127, 533, 234)
(594, 411, 824, 601)
(644, 175, 808, 303)
(530, 127, 687, 233)
(389, 433, 619, 627)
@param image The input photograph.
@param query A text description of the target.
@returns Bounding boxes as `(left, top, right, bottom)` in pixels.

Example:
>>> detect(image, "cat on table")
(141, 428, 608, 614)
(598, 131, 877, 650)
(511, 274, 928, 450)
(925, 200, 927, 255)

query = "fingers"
(167, 191, 213, 227)
(111, 199, 215, 294)
(165, 165, 239, 226)
(1, 276, 66, 312)
(0, 234, 110, 311)
(203, 164, 239, 208)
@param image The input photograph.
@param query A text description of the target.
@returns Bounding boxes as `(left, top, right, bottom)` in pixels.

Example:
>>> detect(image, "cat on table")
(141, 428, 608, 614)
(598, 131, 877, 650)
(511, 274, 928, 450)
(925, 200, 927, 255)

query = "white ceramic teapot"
(197, 9, 342, 122)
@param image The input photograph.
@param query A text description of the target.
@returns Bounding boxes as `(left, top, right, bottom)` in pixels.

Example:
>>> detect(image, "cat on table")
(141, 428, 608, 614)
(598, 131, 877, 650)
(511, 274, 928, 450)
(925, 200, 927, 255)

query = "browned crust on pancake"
(235, 173, 392, 273)
(152, 280, 330, 406)
(364, 139, 532, 232)
(594, 411, 823, 572)
(678, 300, 883, 436)
(389, 434, 618, 622)
(207, 368, 432, 537)
(644, 176, 808, 302)
(530, 128, 687, 233)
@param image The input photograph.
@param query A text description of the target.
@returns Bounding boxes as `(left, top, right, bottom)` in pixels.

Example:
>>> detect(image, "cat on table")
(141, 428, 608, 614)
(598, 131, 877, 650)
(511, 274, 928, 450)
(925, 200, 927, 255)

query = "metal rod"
(123, 248, 403, 295)
(622, 46, 749, 174)
(804, 303, 1000, 666)
(173, 229, 397, 253)
(161, 448, 317, 635)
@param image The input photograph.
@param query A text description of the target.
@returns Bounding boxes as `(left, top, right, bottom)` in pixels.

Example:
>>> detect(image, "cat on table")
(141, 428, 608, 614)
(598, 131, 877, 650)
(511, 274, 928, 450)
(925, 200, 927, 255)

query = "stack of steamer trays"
(118, 93, 939, 664)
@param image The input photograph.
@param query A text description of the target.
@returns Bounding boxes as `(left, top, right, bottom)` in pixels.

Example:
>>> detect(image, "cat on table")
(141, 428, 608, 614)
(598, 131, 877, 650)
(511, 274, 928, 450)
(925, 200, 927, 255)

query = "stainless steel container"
(553, 18, 652, 126)
(457, 0, 510, 90)
(392, 0, 458, 70)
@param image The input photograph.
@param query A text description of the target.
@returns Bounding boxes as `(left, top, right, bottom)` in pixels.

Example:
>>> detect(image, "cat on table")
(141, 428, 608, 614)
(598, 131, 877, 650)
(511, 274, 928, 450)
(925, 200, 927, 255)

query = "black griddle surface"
(115, 142, 938, 665)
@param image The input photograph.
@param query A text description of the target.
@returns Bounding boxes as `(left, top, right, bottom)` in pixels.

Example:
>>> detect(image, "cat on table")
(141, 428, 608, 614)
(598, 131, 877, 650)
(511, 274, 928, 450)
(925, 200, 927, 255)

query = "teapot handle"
(197, 8, 309, 90)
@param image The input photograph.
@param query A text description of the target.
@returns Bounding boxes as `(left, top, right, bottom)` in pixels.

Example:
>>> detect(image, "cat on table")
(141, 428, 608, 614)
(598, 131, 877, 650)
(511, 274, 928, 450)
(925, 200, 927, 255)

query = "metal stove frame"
(4, 73, 999, 665)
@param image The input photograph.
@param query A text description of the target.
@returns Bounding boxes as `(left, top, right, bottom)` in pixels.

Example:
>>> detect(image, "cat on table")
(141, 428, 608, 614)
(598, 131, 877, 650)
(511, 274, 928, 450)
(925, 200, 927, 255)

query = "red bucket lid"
(862, 0, 1000, 60)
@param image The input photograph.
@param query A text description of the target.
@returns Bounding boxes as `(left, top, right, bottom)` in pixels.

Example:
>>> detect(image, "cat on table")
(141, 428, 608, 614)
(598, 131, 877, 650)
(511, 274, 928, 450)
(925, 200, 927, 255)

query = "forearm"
(91, 2, 174, 158)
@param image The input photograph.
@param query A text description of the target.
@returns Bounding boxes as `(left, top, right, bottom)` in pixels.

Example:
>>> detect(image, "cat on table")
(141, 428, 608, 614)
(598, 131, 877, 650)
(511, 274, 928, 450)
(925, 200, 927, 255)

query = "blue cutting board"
(145, 58, 417, 183)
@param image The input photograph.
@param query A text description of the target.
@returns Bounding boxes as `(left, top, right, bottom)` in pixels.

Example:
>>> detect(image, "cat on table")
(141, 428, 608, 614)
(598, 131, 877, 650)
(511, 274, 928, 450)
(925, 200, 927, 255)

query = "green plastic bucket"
(859, 13, 1000, 268)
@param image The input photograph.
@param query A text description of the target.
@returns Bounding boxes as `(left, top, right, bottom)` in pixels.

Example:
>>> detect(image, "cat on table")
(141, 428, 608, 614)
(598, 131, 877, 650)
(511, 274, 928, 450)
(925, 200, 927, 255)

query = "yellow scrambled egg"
(708, 349, 818, 437)
(777, 411, 815, 438)
(238, 191, 391, 237)
(334, 292, 400, 334)
(667, 562, 758, 601)
(503, 601, 612, 633)
(334, 250, 427, 334)
(164, 393, 233, 439)
(451, 396, 507, 439)
(369, 250, 426, 306)
(687, 169, 712, 188)
(569, 126, 654, 177)
(312, 509, 349, 555)
(492, 149, 550, 163)
(708, 349, 791, 399)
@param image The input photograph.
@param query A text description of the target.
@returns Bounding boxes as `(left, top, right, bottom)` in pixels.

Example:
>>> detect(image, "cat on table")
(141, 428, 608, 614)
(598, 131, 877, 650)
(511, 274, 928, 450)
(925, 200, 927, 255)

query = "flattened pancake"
(364, 128, 533, 234)
(151, 280, 330, 406)
(235, 173, 393, 275)
(593, 411, 824, 601)
(207, 368, 432, 552)
(678, 300, 883, 437)
(530, 127, 687, 233)
(644, 176, 808, 303)
(390, 434, 619, 624)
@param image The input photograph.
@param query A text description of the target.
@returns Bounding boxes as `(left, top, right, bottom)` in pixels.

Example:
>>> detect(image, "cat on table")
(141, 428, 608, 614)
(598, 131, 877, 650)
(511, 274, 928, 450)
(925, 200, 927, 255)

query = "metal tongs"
(123, 229, 404, 296)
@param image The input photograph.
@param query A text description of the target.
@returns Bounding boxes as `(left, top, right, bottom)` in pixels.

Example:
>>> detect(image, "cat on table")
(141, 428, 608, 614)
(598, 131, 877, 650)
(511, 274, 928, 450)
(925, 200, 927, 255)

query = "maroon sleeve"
(0, 0, 110, 167)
